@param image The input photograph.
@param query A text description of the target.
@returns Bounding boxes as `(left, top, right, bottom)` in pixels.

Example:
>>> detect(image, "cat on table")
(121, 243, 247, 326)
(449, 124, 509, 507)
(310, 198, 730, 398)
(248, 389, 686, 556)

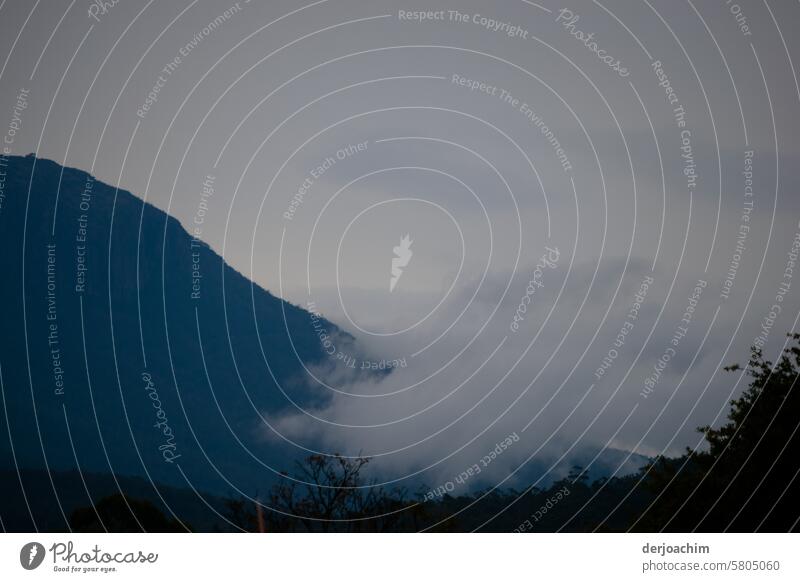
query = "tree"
(226, 454, 417, 532)
(640, 334, 800, 531)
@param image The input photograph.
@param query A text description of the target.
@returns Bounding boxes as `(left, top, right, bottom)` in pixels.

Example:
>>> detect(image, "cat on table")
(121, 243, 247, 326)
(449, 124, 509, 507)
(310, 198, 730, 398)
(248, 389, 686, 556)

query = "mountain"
(0, 154, 348, 497)
(0, 155, 648, 521)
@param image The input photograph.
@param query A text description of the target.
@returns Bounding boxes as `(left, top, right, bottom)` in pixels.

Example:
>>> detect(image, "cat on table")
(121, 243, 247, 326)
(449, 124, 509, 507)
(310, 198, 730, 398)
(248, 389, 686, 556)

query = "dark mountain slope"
(0, 154, 344, 496)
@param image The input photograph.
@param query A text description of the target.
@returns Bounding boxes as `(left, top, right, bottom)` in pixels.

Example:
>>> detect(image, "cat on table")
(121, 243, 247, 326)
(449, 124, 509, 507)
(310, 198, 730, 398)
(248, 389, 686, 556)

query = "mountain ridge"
(0, 154, 647, 504)
(0, 153, 347, 496)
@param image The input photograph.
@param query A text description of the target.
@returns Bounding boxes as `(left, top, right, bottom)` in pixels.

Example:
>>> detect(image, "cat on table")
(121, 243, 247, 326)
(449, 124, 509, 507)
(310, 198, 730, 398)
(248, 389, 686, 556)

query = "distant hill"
(0, 154, 351, 497)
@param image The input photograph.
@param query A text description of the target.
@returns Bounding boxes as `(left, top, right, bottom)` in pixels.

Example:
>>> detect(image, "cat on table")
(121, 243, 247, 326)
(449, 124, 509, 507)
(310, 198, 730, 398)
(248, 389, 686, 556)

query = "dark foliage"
(225, 454, 424, 532)
(637, 334, 800, 531)
(70, 494, 186, 532)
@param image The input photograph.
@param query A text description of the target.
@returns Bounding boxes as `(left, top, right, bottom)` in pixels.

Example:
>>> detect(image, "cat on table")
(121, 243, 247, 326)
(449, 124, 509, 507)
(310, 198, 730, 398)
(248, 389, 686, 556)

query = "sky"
(2, 0, 800, 488)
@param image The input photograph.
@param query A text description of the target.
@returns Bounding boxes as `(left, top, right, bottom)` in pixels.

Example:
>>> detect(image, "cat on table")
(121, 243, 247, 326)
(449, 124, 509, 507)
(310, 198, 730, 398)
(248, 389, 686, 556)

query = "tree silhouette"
(639, 334, 800, 531)
(226, 454, 417, 532)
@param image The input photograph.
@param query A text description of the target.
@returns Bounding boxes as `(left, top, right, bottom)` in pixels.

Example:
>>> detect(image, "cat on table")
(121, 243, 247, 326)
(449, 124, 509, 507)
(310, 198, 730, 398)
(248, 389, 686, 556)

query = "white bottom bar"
(1, 533, 797, 581)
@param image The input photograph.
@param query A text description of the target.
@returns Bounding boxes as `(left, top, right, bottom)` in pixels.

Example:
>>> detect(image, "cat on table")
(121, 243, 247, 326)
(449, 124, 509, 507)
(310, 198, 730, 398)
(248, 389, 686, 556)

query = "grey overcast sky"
(3, 0, 800, 486)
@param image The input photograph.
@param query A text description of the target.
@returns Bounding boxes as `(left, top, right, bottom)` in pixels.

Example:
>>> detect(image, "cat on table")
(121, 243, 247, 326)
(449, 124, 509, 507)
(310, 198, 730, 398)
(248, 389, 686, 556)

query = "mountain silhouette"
(0, 154, 350, 497)
(0, 154, 649, 516)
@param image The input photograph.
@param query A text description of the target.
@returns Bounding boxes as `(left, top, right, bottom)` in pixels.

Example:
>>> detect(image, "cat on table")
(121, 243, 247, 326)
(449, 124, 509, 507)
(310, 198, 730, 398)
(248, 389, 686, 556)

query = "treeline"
(67, 335, 800, 532)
